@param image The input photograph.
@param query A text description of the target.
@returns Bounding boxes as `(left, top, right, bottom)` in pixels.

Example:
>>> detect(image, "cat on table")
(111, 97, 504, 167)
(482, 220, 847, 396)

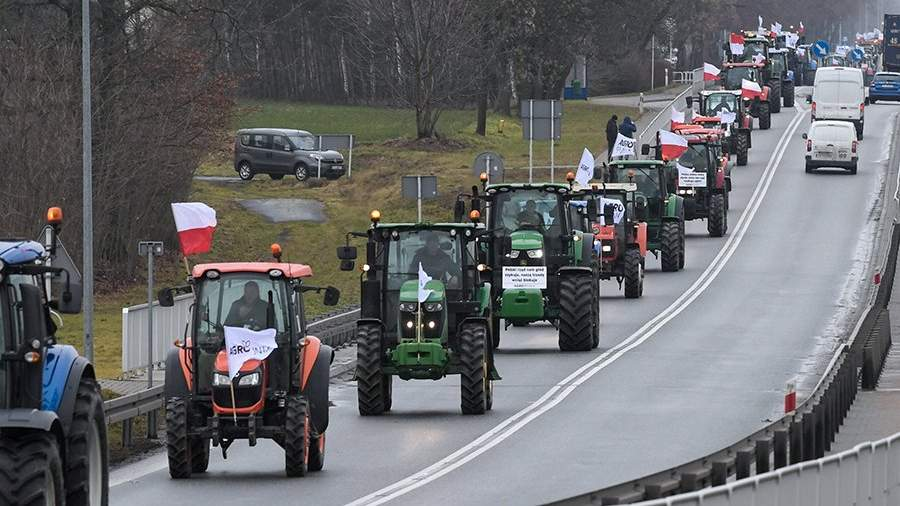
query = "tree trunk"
(475, 91, 487, 135)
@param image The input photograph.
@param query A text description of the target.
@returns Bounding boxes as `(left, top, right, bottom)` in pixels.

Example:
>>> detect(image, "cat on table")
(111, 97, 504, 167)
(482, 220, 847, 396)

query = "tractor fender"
(634, 223, 648, 257)
(557, 266, 593, 277)
(301, 342, 333, 434)
(164, 347, 190, 399)
(53, 353, 95, 434)
(41, 344, 85, 421)
(0, 409, 66, 453)
(761, 86, 770, 102)
(664, 195, 684, 220)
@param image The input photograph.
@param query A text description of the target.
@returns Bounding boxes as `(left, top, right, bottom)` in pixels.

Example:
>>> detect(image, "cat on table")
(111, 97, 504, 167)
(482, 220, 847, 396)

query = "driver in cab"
(409, 233, 461, 284)
(517, 200, 545, 228)
(225, 281, 269, 330)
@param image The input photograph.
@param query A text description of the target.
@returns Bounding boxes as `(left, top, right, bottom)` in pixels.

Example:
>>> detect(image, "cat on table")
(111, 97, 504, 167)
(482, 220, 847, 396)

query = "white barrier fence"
(121, 294, 193, 377)
(639, 432, 900, 506)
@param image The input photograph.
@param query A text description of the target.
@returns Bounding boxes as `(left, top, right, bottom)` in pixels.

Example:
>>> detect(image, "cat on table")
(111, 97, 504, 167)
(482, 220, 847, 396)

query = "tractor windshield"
(195, 273, 291, 348)
(492, 189, 564, 236)
(705, 94, 738, 114)
(770, 53, 786, 74)
(386, 230, 463, 290)
(742, 41, 767, 62)
(724, 67, 754, 89)
(608, 165, 660, 200)
(678, 144, 711, 173)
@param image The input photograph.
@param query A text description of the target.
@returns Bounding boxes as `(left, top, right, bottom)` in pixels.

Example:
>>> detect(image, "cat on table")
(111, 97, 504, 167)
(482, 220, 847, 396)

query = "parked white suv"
(803, 120, 859, 174)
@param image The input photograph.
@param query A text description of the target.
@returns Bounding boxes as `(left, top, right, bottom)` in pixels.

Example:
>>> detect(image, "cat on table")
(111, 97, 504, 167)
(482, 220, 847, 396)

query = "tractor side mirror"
(158, 287, 176, 307)
(323, 286, 340, 306)
(635, 196, 648, 220)
(336, 246, 357, 260)
(57, 282, 82, 314)
(453, 200, 466, 222)
(805, 95, 812, 104)
(340, 260, 355, 271)
(603, 204, 616, 224)
(641, 144, 651, 156)
(586, 199, 598, 222)
(686, 96, 693, 108)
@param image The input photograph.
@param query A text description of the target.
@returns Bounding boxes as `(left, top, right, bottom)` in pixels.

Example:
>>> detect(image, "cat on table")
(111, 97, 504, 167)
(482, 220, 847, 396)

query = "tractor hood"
(399, 279, 445, 303)
(510, 229, 544, 250)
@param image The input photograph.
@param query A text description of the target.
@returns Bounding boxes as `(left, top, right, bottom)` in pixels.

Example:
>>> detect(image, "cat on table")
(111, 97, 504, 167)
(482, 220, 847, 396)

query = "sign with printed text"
(677, 164, 707, 188)
(502, 266, 547, 290)
(611, 133, 636, 159)
(598, 197, 625, 225)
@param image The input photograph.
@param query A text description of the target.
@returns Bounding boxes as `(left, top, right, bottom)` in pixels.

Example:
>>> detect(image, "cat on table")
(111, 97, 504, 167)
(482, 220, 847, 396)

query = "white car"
(810, 67, 866, 139)
(803, 121, 859, 174)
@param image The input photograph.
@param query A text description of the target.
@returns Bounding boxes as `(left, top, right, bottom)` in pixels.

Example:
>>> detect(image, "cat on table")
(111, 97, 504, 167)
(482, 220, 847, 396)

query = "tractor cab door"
(1, 275, 48, 410)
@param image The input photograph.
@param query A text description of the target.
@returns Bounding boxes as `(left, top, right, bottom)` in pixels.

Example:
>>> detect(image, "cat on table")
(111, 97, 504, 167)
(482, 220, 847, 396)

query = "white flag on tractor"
(417, 262, 433, 303)
(610, 133, 636, 159)
(576, 148, 595, 186)
(224, 326, 278, 379)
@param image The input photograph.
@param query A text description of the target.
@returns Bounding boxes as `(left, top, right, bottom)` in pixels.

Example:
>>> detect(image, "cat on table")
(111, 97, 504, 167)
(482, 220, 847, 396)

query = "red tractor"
(665, 128, 732, 237)
(158, 246, 340, 478)
(687, 89, 753, 166)
(718, 62, 773, 130)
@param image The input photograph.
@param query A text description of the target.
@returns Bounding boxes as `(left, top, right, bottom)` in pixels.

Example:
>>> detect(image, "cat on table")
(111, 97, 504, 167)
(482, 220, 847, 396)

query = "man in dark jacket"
(606, 114, 619, 161)
(619, 116, 637, 139)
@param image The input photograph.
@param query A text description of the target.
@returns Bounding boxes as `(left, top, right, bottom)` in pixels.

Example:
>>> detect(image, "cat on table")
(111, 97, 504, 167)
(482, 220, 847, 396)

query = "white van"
(811, 67, 866, 138)
(803, 120, 859, 174)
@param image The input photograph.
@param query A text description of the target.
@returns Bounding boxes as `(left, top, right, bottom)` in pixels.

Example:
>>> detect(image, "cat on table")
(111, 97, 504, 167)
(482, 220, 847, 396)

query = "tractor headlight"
(601, 245, 612, 253)
(238, 372, 261, 387)
(678, 189, 695, 195)
(212, 373, 231, 386)
(427, 321, 436, 329)
(406, 320, 415, 329)
(526, 249, 544, 259)
(507, 250, 520, 259)
(423, 302, 443, 312)
(399, 302, 418, 312)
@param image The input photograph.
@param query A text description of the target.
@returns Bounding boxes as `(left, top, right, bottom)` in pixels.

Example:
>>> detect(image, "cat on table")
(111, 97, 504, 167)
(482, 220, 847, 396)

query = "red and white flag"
(670, 107, 686, 128)
(659, 130, 689, 161)
(703, 62, 720, 81)
(798, 21, 805, 34)
(171, 202, 217, 256)
(741, 78, 762, 99)
(730, 33, 745, 55)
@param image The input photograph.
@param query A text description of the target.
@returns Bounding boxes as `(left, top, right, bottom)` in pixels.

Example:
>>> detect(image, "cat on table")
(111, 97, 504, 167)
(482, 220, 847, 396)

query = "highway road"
(110, 93, 900, 505)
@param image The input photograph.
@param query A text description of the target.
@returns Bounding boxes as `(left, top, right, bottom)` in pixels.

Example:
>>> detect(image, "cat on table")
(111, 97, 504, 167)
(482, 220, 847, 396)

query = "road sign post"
(138, 240, 164, 439)
(521, 100, 562, 183)
(401, 176, 438, 222)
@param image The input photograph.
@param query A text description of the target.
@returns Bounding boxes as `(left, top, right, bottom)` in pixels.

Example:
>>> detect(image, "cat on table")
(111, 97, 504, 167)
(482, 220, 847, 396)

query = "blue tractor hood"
(0, 240, 45, 266)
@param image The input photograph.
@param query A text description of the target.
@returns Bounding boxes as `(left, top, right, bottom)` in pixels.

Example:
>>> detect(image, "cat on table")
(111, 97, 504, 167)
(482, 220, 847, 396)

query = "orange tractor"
(158, 246, 340, 478)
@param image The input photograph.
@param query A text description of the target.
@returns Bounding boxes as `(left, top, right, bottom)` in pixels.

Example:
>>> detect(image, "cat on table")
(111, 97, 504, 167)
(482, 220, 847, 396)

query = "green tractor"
(604, 159, 686, 272)
(338, 211, 498, 415)
(472, 176, 600, 352)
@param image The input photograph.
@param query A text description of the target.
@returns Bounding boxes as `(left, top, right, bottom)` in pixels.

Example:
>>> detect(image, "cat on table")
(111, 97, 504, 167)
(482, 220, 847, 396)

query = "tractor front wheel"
(591, 281, 600, 348)
(623, 249, 644, 298)
(459, 322, 490, 414)
(284, 395, 310, 477)
(0, 433, 64, 505)
(308, 433, 326, 472)
(190, 438, 210, 473)
(770, 87, 782, 113)
(356, 323, 387, 416)
(65, 375, 108, 505)
(660, 222, 682, 272)
(708, 193, 727, 237)
(736, 132, 749, 166)
(166, 397, 192, 479)
(558, 274, 595, 351)
(783, 82, 795, 107)
(758, 103, 771, 130)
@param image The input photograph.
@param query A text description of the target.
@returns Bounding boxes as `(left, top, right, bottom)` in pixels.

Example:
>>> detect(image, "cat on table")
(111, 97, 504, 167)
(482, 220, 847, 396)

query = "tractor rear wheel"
(0, 433, 64, 506)
(660, 222, 681, 272)
(708, 193, 727, 237)
(783, 82, 795, 107)
(166, 397, 192, 479)
(65, 375, 108, 505)
(678, 220, 686, 270)
(591, 281, 600, 349)
(558, 274, 595, 351)
(284, 395, 310, 477)
(758, 103, 771, 130)
(770, 87, 782, 113)
(356, 323, 387, 416)
(190, 438, 210, 473)
(308, 433, 326, 472)
(623, 249, 644, 298)
(459, 322, 490, 415)
(736, 132, 749, 166)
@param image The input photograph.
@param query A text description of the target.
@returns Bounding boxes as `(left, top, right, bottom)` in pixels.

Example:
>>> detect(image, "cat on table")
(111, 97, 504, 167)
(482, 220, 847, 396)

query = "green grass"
(78, 99, 637, 379)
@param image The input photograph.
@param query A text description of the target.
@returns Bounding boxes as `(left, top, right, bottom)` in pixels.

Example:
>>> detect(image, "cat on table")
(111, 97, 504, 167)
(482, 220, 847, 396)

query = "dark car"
(869, 72, 900, 103)
(234, 128, 345, 181)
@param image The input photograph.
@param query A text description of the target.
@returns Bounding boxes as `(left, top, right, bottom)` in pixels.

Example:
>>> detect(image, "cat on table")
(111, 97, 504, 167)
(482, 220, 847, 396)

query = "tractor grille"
(213, 385, 263, 410)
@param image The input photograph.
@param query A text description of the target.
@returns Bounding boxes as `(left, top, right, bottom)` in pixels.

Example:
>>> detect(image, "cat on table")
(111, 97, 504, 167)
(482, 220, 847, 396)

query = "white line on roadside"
(345, 109, 809, 506)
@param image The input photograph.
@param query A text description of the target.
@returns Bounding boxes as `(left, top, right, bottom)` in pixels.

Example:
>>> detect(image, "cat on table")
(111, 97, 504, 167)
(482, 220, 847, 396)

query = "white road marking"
(346, 109, 809, 506)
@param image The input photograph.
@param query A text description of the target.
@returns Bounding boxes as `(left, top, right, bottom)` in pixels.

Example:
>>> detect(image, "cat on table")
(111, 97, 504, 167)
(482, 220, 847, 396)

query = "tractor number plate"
(503, 266, 547, 289)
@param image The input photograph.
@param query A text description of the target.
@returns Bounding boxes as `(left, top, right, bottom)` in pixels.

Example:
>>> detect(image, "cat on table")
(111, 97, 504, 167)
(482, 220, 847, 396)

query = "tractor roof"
(692, 116, 723, 123)
(724, 62, 764, 69)
(571, 182, 638, 193)
(485, 182, 569, 191)
(682, 131, 721, 143)
(700, 89, 741, 96)
(372, 222, 485, 231)
(0, 240, 45, 266)
(609, 159, 666, 168)
(192, 262, 312, 279)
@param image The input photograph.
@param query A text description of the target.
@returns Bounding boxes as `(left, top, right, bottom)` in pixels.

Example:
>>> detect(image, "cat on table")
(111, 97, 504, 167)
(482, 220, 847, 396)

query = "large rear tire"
(708, 193, 727, 237)
(623, 248, 644, 298)
(459, 322, 490, 415)
(284, 395, 309, 477)
(736, 132, 749, 166)
(660, 221, 681, 272)
(558, 274, 595, 351)
(591, 281, 600, 349)
(758, 102, 771, 130)
(770, 86, 782, 113)
(356, 323, 387, 416)
(0, 433, 64, 506)
(783, 82, 795, 108)
(166, 397, 191, 479)
(65, 375, 109, 505)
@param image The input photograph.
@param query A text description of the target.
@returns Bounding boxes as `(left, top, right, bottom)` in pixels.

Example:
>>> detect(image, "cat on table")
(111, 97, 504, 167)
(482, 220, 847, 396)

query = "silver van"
(233, 128, 345, 181)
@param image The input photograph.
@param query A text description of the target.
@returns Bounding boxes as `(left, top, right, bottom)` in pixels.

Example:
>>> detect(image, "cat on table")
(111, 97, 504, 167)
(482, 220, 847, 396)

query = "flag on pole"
(417, 262, 433, 303)
(610, 134, 636, 159)
(671, 107, 686, 128)
(171, 202, 217, 256)
(223, 326, 278, 379)
(799, 21, 805, 34)
(741, 78, 763, 99)
(758, 15, 764, 33)
(576, 148, 595, 186)
(729, 33, 745, 55)
(703, 62, 720, 81)
(659, 130, 689, 161)
(771, 22, 782, 36)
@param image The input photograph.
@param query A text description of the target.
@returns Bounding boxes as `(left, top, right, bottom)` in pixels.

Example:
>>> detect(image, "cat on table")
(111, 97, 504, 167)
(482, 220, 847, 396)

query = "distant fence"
(121, 294, 192, 377)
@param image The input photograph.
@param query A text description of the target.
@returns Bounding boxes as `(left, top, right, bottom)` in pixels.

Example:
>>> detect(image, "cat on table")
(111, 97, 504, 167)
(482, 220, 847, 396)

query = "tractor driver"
(225, 281, 269, 330)
(517, 200, 545, 228)
(708, 94, 733, 114)
(409, 232, 461, 285)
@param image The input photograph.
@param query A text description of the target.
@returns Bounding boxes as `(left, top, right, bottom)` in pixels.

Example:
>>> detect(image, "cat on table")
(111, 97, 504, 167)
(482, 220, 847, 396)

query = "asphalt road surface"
(111, 94, 900, 505)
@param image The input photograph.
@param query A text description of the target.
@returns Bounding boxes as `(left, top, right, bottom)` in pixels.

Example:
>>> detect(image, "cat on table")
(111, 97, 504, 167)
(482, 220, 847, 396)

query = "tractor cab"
(721, 62, 765, 90)
(720, 62, 773, 130)
(733, 33, 771, 64)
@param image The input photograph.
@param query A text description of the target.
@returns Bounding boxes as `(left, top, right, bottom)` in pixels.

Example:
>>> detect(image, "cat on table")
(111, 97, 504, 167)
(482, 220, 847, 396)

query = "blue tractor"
(0, 208, 108, 505)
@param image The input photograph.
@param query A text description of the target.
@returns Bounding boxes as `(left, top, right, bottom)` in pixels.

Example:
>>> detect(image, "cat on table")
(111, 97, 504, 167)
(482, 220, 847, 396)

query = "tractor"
(0, 207, 108, 505)
(768, 48, 796, 107)
(604, 159, 686, 273)
(665, 128, 732, 237)
(337, 212, 497, 415)
(728, 31, 784, 113)
(719, 62, 773, 130)
(471, 176, 600, 352)
(569, 183, 647, 298)
(159, 246, 338, 478)
(687, 89, 752, 166)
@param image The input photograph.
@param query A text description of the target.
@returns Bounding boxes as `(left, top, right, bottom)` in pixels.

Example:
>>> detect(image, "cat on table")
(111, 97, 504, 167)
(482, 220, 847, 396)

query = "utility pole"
(81, 0, 94, 362)
(651, 34, 656, 91)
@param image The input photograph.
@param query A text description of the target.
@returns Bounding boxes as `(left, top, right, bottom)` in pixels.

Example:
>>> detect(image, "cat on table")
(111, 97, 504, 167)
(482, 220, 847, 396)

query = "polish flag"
(703, 62, 721, 81)
(171, 202, 217, 256)
(671, 107, 686, 129)
(730, 33, 745, 55)
(741, 79, 762, 99)
(799, 21, 805, 34)
(659, 130, 689, 161)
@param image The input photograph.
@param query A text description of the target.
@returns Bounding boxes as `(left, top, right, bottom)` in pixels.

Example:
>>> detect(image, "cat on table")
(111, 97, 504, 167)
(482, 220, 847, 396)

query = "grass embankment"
(61, 100, 636, 379)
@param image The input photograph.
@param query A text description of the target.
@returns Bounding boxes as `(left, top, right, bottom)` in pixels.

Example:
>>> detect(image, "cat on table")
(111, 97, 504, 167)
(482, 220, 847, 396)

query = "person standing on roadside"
(606, 114, 619, 161)
(619, 116, 637, 140)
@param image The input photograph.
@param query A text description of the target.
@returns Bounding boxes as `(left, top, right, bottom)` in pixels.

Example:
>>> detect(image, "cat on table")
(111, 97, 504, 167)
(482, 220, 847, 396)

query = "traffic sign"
(850, 48, 865, 62)
(812, 39, 830, 58)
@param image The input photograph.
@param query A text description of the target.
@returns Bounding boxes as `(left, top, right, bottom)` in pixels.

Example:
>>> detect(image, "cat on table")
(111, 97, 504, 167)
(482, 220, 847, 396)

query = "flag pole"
(230, 381, 238, 423)
(417, 300, 422, 343)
